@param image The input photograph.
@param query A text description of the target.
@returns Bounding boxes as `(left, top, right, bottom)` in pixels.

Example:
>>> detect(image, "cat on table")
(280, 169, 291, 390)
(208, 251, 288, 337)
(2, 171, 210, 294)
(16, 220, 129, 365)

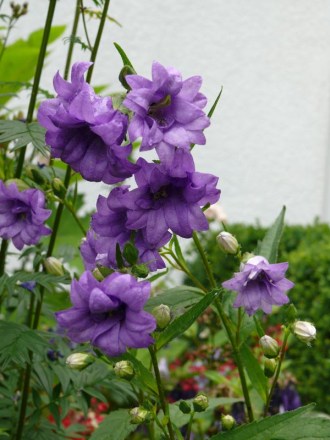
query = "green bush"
(185, 221, 330, 413)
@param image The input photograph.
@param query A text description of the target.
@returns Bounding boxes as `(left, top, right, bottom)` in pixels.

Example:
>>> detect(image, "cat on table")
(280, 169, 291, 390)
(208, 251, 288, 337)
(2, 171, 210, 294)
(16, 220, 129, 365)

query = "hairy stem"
(149, 346, 176, 440)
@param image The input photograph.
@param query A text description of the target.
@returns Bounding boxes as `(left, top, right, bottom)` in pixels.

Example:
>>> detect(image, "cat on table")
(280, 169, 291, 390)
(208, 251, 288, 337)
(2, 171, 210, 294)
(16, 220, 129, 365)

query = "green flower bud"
(66, 353, 94, 370)
(114, 360, 135, 380)
(193, 393, 209, 412)
(221, 414, 235, 431)
(92, 267, 104, 281)
(131, 263, 149, 278)
(152, 304, 171, 329)
(129, 407, 150, 424)
(285, 304, 298, 323)
(44, 257, 64, 276)
(292, 321, 316, 346)
(179, 400, 192, 414)
(264, 358, 277, 378)
(52, 177, 66, 198)
(5, 179, 29, 192)
(259, 335, 280, 359)
(216, 231, 239, 255)
(25, 166, 45, 184)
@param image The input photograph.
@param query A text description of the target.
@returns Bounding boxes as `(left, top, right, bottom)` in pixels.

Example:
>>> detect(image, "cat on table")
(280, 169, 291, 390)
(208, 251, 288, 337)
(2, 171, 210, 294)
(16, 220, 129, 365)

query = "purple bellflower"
(0, 180, 51, 250)
(222, 256, 294, 316)
(123, 61, 210, 173)
(122, 158, 220, 247)
(82, 186, 170, 272)
(55, 271, 156, 356)
(38, 62, 137, 184)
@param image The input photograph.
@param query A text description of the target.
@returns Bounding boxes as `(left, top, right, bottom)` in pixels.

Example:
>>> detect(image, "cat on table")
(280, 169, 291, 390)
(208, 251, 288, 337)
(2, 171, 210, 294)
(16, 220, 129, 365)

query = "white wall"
(4, 0, 330, 225)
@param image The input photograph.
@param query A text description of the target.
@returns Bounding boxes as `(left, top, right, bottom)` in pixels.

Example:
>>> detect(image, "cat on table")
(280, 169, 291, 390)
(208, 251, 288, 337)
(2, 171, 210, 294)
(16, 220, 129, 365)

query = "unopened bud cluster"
(221, 414, 235, 431)
(44, 257, 64, 276)
(193, 393, 209, 412)
(259, 335, 280, 359)
(129, 407, 150, 424)
(152, 304, 171, 329)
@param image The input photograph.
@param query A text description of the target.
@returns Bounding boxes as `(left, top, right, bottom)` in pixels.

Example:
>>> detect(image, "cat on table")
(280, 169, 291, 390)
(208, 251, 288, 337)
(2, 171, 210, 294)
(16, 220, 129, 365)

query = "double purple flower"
(56, 271, 156, 356)
(38, 62, 137, 183)
(123, 61, 210, 174)
(222, 256, 294, 315)
(0, 180, 51, 250)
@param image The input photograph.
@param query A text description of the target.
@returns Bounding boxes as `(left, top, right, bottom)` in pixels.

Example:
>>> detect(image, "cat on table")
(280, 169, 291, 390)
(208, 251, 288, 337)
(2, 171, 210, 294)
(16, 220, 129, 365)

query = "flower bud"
(264, 358, 277, 378)
(131, 263, 149, 278)
(240, 252, 255, 264)
(129, 407, 150, 424)
(52, 177, 66, 198)
(179, 400, 192, 414)
(259, 335, 280, 359)
(221, 414, 235, 431)
(152, 304, 171, 329)
(44, 257, 64, 276)
(292, 321, 316, 345)
(114, 360, 135, 380)
(285, 304, 298, 324)
(216, 231, 239, 255)
(193, 393, 209, 412)
(66, 353, 94, 370)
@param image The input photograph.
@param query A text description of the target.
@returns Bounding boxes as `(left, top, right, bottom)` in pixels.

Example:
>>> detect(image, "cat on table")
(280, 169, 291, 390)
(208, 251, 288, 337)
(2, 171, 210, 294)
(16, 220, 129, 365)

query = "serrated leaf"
(145, 285, 203, 313)
(0, 120, 48, 156)
(257, 206, 286, 263)
(210, 404, 330, 440)
(156, 289, 220, 350)
(239, 343, 268, 403)
(0, 322, 48, 368)
(89, 409, 137, 440)
(33, 363, 54, 396)
(0, 271, 70, 295)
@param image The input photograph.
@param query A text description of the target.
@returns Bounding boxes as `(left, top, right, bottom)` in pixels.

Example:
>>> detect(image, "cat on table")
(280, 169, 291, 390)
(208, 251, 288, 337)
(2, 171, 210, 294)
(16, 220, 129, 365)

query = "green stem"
(79, 0, 93, 51)
(0, 16, 15, 62)
(192, 232, 254, 422)
(55, 196, 87, 235)
(86, 0, 111, 83)
(264, 329, 290, 417)
(148, 346, 175, 440)
(15, 0, 57, 179)
(192, 232, 216, 289)
(64, 0, 81, 80)
(166, 250, 207, 293)
(185, 411, 195, 440)
(0, 239, 8, 276)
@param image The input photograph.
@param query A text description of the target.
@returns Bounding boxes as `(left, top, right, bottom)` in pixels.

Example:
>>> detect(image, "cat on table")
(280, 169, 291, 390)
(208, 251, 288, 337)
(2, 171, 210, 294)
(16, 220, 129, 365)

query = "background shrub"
(185, 221, 330, 413)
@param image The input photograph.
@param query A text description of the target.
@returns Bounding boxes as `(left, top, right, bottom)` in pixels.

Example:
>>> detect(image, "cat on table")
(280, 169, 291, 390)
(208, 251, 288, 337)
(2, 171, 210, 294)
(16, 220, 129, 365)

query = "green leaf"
(239, 343, 268, 403)
(113, 43, 135, 70)
(145, 285, 203, 313)
(0, 26, 65, 107)
(0, 322, 48, 368)
(257, 206, 286, 263)
(210, 404, 330, 440)
(207, 87, 223, 119)
(171, 234, 189, 271)
(89, 409, 137, 440)
(156, 289, 220, 349)
(0, 271, 70, 295)
(0, 120, 48, 156)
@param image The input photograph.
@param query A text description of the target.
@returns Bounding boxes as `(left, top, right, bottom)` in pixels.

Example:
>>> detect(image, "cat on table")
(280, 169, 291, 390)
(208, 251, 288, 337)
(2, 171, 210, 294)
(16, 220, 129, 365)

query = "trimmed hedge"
(185, 222, 330, 413)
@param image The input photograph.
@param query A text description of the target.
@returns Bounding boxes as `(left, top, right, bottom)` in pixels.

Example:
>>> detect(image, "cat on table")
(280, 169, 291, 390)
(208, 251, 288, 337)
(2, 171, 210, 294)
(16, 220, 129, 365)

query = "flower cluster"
(0, 180, 51, 250)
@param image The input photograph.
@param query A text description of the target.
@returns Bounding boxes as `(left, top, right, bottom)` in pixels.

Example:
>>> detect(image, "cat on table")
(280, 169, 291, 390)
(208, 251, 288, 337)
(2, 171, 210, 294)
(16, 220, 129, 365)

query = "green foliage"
(0, 26, 65, 108)
(257, 205, 285, 263)
(156, 289, 220, 350)
(0, 120, 48, 156)
(89, 409, 137, 440)
(185, 221, 330, 412)
(0, 321, 48, 368)
(239, 343, 268, 403)
(210, 404, 330, 440)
